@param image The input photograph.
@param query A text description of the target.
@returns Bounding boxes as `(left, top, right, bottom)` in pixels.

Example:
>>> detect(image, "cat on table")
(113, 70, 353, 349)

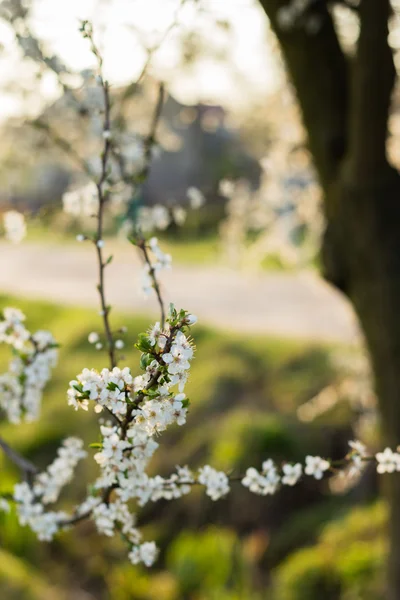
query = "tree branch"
(347, 0, 395, 180)
(0, 436, 38, 482)
(258, 0, 348, 190)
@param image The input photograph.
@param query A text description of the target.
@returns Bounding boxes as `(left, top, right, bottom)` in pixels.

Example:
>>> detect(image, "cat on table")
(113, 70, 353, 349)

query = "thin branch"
(142, 83, 165, 177)
(139, 239, 166, 328)
(0, 436, 38, 482)
(82, 23, 117, 370)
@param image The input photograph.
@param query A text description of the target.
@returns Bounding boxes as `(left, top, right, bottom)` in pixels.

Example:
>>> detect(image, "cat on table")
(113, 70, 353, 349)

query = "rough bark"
(258, 0, 400, 597)
(341, 168, 400, 600)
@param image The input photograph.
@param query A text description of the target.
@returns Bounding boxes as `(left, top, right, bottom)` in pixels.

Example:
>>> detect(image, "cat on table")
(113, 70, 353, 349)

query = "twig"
(0, 436, 38, 482)
(82, 22, 117, 370)
(139, 239, 166, 327)
(140, 82, 165, 182)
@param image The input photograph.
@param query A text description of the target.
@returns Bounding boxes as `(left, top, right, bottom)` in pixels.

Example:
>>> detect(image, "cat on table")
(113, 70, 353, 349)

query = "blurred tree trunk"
(258, 0, 400, 597)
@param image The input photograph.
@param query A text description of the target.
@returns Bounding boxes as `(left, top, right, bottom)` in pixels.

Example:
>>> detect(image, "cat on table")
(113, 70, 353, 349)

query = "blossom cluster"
(135, 187, 205, 234)
(241, 443, 369, 497)
(13, 438, 86, 541)
(58, 307, 196, 564)
(0, 308, 58, 423)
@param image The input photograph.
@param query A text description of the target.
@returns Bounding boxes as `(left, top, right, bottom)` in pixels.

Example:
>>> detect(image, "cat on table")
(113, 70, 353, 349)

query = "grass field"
(0, 294, 351, 600)
(25, 218, 221, 266)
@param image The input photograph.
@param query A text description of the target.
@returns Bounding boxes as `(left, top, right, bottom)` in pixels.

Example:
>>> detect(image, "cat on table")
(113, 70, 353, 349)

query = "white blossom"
(62, 182, 98, 217)
(0, 309, 57, 423)
(187, 187, 205, 209)
(282, 463, 302, 486)
(242, 460, 280, 495)
(137, 205, 171, 232)
(88, 332, 99, 344)
(198, 466, 230, 500)
(304, 455, 330, 480)
(3, 211, 26, 243)
(376, 448, 400, 474)
(128, 541, 158, 567)
(172, 205, 187, 225)
(33, 438, 87, 504)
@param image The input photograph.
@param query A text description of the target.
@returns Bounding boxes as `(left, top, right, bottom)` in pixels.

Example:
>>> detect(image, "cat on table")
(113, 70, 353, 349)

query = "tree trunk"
(328, 163, 400, 600)
(256, 0, 400, 594)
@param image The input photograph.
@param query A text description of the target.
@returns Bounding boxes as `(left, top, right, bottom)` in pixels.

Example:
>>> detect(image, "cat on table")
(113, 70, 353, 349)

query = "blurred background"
(0, 0, 393, 598)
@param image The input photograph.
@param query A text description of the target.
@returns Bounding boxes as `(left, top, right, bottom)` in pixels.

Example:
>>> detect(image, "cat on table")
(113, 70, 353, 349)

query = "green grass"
(0, 294, 355, 600)
(24, 218, 220, 266)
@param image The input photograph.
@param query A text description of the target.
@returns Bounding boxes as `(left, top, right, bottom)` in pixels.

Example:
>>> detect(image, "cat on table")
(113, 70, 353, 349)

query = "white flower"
(187, 187, 205, 209)
(282, 463, 302, 486)
(349, 440, 367, 456)
(0, 312, 57, 423)
(0, 498, 10, 513)
(172, 205, 187, 225)
(242, 460, 280, 495)
(97, 239, 105, 248)
(94, 433, 131, 467)
(88, 332, 99, 344)
(198, 465, 230, 500)
(33, 438, 86, 504)
(376, 448, 400, 474)
(148, 322, 162, 347)
(102, 130, 111, 140)
(218, 179, 235, 197)
(3, 211, 26, 244)
(95, 342, 103, 350)
(242, 467, 266, 494)
(115, 340, 124, 349)
(137, 205, 170, 232)
(76, 234, 85, 242)
(62, 182, 98, 217)
(185, 314, 197, 325)
(129, 541, 158, 567)
(304, 456, 330, 480)
(162, 347, 190, 375)
(152, 205, 170, 230)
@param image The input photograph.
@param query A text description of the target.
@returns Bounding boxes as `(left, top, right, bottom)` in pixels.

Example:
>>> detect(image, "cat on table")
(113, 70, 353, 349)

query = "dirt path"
(0, 241, 360, 343)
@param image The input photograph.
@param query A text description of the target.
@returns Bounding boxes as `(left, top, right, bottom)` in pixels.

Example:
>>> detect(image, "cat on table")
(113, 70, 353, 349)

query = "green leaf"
(140, 353, 152, 370)
(106, 382, 119, 391)
(135, 333, 152, 352)
(89, 443, 103, 449)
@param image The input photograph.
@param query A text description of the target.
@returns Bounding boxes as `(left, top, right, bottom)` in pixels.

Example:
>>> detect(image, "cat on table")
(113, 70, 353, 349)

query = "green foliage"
(210, 410, 297, 471)
(167, 527, 238, 594)
(273, 503, 387, 600)
(0, 294, 361, 599)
